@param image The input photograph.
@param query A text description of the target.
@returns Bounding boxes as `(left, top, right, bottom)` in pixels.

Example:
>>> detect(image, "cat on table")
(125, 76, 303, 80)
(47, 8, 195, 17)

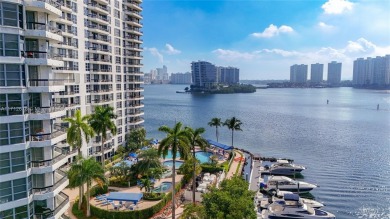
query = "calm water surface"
(144, 84, 390, 219)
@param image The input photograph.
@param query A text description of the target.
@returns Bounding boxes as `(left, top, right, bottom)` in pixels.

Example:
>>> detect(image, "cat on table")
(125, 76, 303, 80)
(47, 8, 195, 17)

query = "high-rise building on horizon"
(0, 0, 144, 218)
(353, 55, 390, 85)
(327, 61, 342, 85)
(170, 72, 192, 84)
(290, 64, 308, 83)
(219, 67, 240, 84)
(191, 61, 217, 88)
(310, 63, 323, 83)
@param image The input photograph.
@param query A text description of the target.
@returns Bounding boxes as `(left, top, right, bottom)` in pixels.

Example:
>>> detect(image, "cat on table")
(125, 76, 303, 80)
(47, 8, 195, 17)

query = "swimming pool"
(163, 160, 184, 169)
(114, 160, 134, 167)
(152, 182, 172, 193)
(195, 151, 213, 163)
(161, 150, 180, 159)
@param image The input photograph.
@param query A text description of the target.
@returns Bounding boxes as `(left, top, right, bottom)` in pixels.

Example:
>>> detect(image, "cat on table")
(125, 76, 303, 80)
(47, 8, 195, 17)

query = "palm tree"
(68, 157, 106, 217)
(185, 127, 208, 205)
(158, 122, 190, 219)
(208, 118, 222, 142)
(133, 148, 164, 179)
(89, 106, 117, 166)
(63, 110, 94, 209)
(223, 117, 243, 147)
(138, 177, 155, 193)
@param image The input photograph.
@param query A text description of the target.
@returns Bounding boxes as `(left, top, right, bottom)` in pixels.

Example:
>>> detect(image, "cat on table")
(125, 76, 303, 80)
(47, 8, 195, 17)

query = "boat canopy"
(207, 139, 234, 150)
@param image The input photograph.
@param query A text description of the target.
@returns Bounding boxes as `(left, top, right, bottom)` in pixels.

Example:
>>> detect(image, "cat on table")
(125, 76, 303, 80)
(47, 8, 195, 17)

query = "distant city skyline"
(141, 0, 390, 80)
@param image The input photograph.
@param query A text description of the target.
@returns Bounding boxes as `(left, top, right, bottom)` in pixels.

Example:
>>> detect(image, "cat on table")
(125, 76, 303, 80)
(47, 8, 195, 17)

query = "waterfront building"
(191, 61, 217, 88)
(327, 61, 342, 85)
(0, 0, 144, 218)
(353, 55, 390, 85)
(170, 72, 192, 84)
(156, 65, 167, 80)
(290, 64, 308, 83)
(310, 63, 323, 83)
(219, 67, 240, 84)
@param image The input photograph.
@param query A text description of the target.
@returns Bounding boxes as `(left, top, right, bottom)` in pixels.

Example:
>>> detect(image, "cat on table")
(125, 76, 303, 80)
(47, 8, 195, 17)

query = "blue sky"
(141, 0, 390, 80)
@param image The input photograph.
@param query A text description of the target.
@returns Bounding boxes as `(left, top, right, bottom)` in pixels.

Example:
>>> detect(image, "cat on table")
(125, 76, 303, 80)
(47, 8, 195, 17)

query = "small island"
(188, 84, 256, 94)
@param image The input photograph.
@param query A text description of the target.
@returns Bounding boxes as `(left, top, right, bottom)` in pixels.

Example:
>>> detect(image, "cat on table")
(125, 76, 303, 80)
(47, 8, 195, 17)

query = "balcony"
(58, 1, 73, 13)
(125, 110, 144, 117)
(30, 125, 67, 148)
(123, 27, 143, 35)
(25, 22, 63, 42)
(87, 35, 111, 44)
(87, 3, 110, 15)
(57, 15, 74, 26)
(124, 19, 142, 28)
(123, 1, 143, 11)
(124, 11, 143, 19)
(127, 117, 144, 125)
(28, 79, 74, 93)
(127, 103, 144, 109)
(127, 87, 144, 92)
(32, 170, 68, 200)
(87, 57, 111, 64)
(31, 147, 71, 174)
(28, 104, 67, 120)
(25, 0, 62, 18)
(34, 192, 69, 219)
(86, 24, 110, 35)
(87, 14, 110, 25)
(23, 51, 64, 67)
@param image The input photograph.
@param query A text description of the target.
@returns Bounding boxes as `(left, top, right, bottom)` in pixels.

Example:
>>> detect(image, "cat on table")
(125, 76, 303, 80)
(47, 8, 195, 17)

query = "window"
(115, 19, 119, 27)
(116, 84, 121, 91)
(114, 38, 120, 46)
(0, 93, 29, 116)
(0, 122, 29, 146)
(114, 28, 120, 37)
(116, 75, 121, 82)
(0, 178, 27, 203)
(0, 34, 19, 57)
(0, 2, 20, 27)
(115, 57, 121, 64)
(0, 64, 26, 87)
(118, 136, 122, 144)
(116, 93, 122, 99)
(116, 66, 121, 73)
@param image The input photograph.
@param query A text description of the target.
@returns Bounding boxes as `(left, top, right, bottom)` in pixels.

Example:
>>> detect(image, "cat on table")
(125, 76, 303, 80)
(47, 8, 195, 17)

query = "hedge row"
(89, 179, 186, 219)
(143, 192, 165, 201)
(200, 164, 224, 173)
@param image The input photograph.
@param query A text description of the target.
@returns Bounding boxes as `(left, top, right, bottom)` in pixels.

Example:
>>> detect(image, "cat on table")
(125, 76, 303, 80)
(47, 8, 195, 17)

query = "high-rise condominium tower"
(310, 63, 324, 83)
(290, 64, 308, 83)
(353, 55, 390, 85)
(191, 61, 217, 88)
(327, 61, 342, 85)
(0, 0, 144, 218)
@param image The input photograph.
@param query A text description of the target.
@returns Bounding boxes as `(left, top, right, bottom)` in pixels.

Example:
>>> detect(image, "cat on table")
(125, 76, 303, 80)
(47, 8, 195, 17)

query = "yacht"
(268, 159, 306, 176)
(266, 176, 317, 193)
(263, 193, 335, 219)
(274, 190, 324, 209)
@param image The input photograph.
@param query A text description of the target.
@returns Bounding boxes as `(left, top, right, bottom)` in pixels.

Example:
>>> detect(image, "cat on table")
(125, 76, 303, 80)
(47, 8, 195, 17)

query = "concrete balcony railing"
(89, 88, 113, 93)
(28, 104, 67, 114)
(86, 24, 110, 33)
(32, 170, 68, 194)
(26, 22, 62, 35)
(30, 125, 67, 142)
(33, 192, 69, 219)
(90, 68, 112, 73)
(31, 147, 74, 168)
(87, 3, 110, 12)
(54, 66, 79, 72)
(23, 51, 62, 60)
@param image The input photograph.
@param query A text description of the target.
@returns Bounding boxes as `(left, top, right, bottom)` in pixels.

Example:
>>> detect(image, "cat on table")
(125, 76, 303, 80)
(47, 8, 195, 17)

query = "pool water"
(161, 150, 180, 159)
(163, 160, 184, 169)
(153, 182, 172, 192)
(195, 151, 213, 163)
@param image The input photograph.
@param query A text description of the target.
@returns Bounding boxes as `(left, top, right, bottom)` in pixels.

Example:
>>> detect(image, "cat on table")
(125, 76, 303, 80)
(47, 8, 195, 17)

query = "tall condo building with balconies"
(191, 61, 217, 88)
(327, 61, 342, 85)
(290, 64, 308, 83)
(310, 63, 323, 83)
(0, 0, 144, 218)
(353, 55, 390, 85)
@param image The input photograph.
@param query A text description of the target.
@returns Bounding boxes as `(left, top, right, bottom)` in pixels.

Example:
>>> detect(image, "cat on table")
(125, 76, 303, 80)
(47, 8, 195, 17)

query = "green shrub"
(143, 192, 165, 201)
(90, 184, 108, 197)
(109, 177, 138, 188)
(200, 164, 223, 173)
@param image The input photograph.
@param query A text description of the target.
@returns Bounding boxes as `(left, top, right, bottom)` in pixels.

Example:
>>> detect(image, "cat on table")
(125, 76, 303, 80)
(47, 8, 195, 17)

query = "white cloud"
(251, 24, 294, 38)
(318, 22, 335, 30)
(146, 47, 164, 63)
(164, 43, 181, 55)
(261, 49, 304, 57)
(322, 0, 354, 14)
(212, 49, 258, 61)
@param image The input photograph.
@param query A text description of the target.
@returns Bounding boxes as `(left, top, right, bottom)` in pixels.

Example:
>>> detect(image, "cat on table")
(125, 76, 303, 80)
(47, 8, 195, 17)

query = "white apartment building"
(327, 61, 342, 85)
(290, 64, 308, 83)
(353, 55, 390, 85)
(310, 63, 323, 83)
(0, 0, 144, 218)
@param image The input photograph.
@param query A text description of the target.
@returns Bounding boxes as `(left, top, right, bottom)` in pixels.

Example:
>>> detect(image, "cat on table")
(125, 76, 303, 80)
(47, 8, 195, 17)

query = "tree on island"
(223, 117, 242, 148)
(208, 117, 222, 142)
(158, 122, 191, 219)
(185, 126, 208, 205)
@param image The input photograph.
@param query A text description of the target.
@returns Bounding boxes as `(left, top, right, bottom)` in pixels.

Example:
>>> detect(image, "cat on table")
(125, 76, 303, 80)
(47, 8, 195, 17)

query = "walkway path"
(249, 160, 262, 191)
(226, 150, 244, 179)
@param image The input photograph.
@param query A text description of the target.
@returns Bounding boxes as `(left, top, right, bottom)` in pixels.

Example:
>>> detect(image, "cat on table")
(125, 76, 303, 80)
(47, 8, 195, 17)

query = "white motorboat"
(263, 193, 335, 219)
(266, 176, 317, 193)
(268, 159, 306, 176)
(274, 190, 324, 209)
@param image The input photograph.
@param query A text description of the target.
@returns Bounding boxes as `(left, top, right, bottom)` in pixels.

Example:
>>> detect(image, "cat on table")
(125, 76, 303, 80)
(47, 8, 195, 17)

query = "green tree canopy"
(202, 176, 256, 219)
(223, 117, 242, 147)
(208, 118, 222, 142)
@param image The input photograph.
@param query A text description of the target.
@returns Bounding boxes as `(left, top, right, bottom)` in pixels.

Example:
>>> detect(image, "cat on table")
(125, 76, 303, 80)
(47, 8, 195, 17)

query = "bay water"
(143, 84, 390, 219)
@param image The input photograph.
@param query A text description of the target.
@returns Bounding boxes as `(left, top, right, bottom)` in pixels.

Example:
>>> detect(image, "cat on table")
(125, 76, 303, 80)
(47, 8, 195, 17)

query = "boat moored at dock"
(266, 176, 317, 193)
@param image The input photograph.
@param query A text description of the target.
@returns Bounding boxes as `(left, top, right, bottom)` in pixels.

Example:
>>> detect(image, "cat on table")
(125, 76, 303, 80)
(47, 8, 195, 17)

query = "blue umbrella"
(129, 152, 138, 158)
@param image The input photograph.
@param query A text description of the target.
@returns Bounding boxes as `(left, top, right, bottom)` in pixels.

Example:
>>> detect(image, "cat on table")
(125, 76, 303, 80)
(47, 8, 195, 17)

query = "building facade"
(219, 67, 239, 84)
(170, 72, 192, 84)
(310, 63, 323, 83)
(290, 64, 308, 83)
(191, 61, 217, 88)
(353, 55, 390, 85)
(327, 61, 342, 85)
(0, 0, 144, 218)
